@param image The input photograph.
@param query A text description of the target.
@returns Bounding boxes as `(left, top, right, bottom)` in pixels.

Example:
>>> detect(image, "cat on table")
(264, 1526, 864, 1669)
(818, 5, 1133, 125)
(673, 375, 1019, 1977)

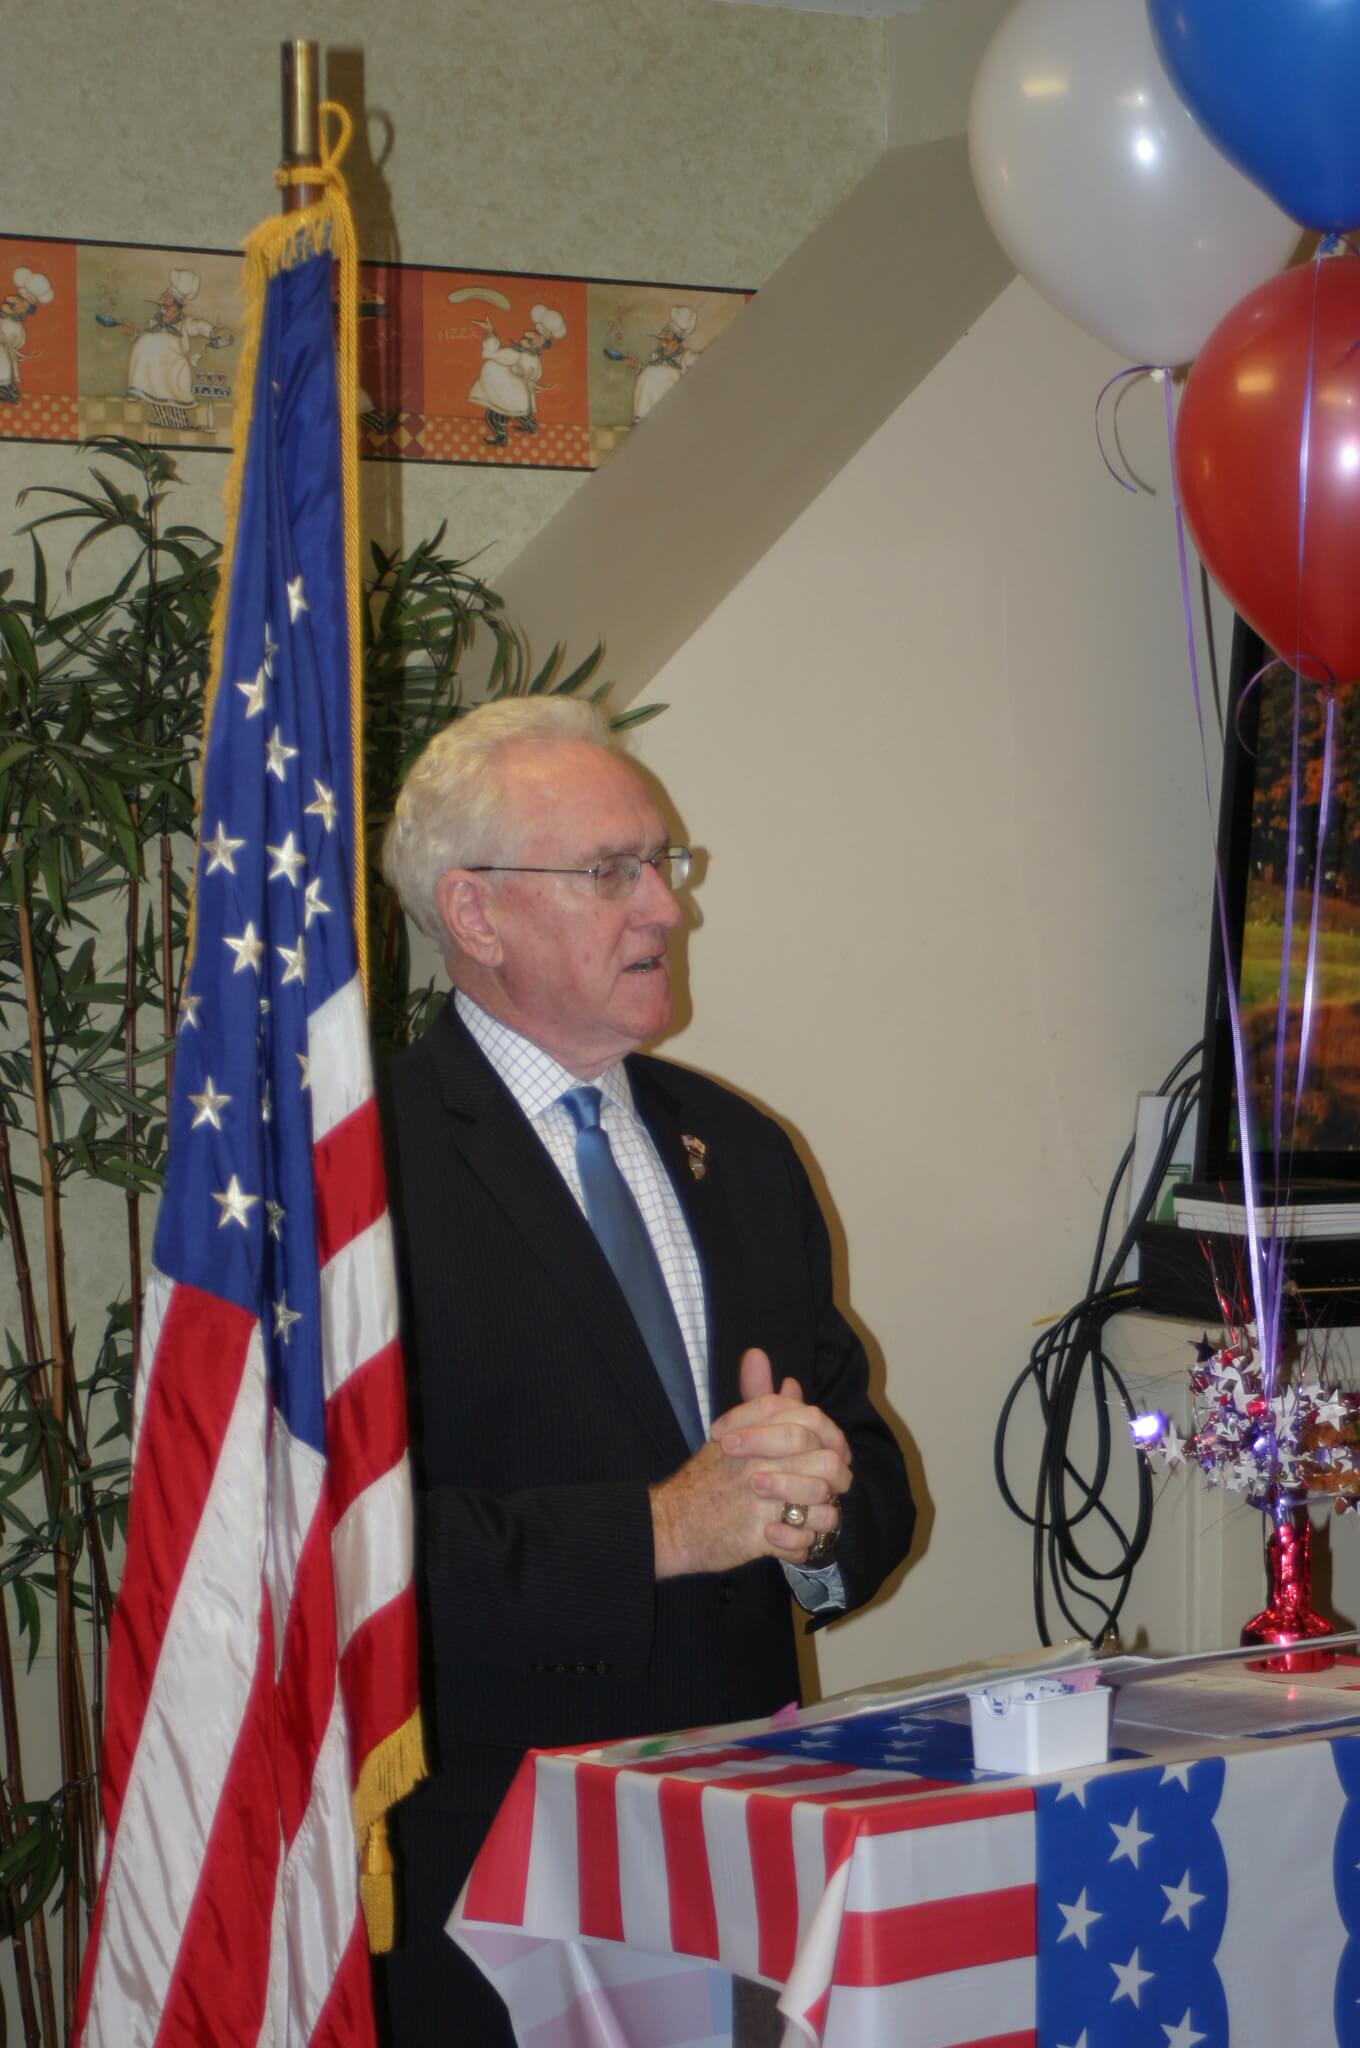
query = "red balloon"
(1176, 254, 1360, 686)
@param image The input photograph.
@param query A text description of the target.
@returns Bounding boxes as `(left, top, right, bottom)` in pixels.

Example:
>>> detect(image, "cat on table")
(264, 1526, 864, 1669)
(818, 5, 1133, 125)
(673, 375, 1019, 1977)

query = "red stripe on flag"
(747, 1792, 800, 1985)
(313, 1099, 387, 1266)
(626, 1747, 764, 1775)
(659, 1777, 720, 1960)
(308, 1915, 380, 2048)
(851, 1783, 1037, 1835)
(948, 2035, 1036, 2048)
(575, 1764, 624, 1941)
(325, 1339, 407, 1519)
(97, 1286, 255, 1838)
(462, 1754, 540, 1927)
(803, 1987, 831, 2041)
(276, 1499, 339, 1845)
(678, 1762, 859, 1794)
(154, 1594, 281, 2044)
(780, 1777, 954, 1809)
(339, 1591, 421, 1773)
(832, 1885, 1038, 1987)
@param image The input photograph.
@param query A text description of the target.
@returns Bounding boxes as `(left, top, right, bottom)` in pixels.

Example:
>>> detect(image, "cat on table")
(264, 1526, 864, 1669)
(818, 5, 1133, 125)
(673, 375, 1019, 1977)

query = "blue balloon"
(1147, 0, 1360, 230)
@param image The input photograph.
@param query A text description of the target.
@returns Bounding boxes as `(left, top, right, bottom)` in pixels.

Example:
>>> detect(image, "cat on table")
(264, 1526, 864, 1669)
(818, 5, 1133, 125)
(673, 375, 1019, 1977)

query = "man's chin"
(618, 970, 672, 1042)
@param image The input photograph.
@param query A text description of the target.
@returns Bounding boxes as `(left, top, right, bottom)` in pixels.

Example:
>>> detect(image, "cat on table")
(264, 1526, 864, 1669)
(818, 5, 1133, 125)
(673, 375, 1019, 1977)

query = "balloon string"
(1270, 671, 1301, 1203)
(1161, 372, 1270, 1377)
(1094, 365, 1160, 492)
(1293, 252, 1323, 673)
(1260, 247, 1328, 1404)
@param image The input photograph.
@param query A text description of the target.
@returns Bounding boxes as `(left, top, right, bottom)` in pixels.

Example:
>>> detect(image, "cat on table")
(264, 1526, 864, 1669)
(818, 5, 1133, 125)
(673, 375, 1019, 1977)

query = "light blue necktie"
(561, 1086, 704, 1452)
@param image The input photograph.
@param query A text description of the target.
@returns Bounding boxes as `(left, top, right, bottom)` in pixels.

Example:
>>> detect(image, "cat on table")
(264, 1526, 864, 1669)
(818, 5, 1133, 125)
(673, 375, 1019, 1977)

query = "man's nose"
(636, 861, 685, 926)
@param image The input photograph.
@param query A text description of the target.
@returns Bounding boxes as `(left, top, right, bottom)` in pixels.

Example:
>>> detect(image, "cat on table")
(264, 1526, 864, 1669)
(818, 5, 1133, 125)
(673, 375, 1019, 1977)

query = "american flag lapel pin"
(682, 1134, 707, 1180)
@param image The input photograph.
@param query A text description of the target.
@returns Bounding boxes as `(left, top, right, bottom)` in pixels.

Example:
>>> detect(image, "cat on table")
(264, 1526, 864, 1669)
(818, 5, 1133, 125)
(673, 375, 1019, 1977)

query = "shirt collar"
(454, 991, 635, 1122)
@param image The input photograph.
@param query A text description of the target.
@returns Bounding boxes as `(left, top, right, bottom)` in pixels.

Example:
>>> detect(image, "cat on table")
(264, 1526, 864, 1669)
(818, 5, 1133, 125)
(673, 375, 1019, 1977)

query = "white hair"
(381, 695, 615, 946)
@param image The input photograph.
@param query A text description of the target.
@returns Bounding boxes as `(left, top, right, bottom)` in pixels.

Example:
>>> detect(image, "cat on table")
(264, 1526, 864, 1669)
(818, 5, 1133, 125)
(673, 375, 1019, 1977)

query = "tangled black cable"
(994, 1044, 1202, 1647)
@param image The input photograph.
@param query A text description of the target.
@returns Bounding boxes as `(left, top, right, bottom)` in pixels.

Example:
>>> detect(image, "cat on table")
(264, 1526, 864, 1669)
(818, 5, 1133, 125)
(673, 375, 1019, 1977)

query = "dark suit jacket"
(380, 1001, 915, 1817)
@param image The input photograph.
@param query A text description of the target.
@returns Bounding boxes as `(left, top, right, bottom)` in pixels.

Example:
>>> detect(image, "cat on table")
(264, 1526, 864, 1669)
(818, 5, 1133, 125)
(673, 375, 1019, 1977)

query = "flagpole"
(281, 38, 321, 211)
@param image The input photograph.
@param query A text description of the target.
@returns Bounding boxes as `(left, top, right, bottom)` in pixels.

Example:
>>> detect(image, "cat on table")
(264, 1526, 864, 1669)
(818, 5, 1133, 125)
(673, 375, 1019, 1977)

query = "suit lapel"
(629, 1059, 748, 1427)
(425, 1008, 691, 1461)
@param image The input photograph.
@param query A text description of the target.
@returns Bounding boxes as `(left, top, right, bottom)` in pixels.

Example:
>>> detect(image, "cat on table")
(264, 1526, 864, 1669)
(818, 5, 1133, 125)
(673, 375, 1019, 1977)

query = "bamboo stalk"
(15, 897, 83, 2037)
(0, 1118, 46, 1375)
(67, 1656, 98, 1920)
(122, 858, 143, 1377)
(160, 834, 176, 1104)
(0, 1589, 57, 2048)
(0, 1597, 53, 2048)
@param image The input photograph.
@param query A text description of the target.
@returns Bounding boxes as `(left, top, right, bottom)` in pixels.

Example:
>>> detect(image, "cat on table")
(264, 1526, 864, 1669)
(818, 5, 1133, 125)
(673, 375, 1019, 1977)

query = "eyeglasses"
(469, 845, 692, 900)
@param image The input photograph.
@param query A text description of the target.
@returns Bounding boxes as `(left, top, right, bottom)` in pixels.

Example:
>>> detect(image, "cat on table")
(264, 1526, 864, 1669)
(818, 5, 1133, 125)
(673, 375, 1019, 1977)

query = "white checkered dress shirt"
(455, 994, 845, 1613)
(457, 992, 712, 1428)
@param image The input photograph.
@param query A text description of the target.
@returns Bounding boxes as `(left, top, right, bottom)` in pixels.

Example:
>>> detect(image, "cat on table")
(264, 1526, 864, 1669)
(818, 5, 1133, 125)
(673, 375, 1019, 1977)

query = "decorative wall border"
(0, 233, 750, 472)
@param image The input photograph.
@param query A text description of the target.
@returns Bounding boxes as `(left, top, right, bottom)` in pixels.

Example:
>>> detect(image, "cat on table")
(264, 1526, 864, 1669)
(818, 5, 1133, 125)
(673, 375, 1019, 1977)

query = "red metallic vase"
(1241, 1493, 1335, 1673)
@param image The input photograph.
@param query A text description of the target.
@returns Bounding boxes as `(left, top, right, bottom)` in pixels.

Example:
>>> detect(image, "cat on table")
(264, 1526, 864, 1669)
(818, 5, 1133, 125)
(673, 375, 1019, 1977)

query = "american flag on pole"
(78, 129, 424, 2047)
(452, 1703, 1360, 2047)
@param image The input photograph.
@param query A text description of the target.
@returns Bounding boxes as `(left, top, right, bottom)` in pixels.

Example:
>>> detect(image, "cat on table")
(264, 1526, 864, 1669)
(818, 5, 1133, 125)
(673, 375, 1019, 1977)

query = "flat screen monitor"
(1197, 618, 1360, 1186)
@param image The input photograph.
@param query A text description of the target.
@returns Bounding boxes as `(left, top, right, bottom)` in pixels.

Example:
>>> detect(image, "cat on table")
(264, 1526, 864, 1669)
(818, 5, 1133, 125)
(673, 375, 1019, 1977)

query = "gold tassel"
(353, 1707, 427, 1954)
(359, 1812, 397, 1954)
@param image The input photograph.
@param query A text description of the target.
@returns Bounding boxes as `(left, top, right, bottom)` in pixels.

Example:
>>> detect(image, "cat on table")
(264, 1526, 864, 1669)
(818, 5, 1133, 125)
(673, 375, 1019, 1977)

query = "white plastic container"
(968, 1679, 1112, 1776)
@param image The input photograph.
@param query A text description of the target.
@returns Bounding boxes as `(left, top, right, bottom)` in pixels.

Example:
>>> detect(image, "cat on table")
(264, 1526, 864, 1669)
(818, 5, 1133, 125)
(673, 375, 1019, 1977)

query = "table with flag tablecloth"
(448, 1691, 1360, 2047)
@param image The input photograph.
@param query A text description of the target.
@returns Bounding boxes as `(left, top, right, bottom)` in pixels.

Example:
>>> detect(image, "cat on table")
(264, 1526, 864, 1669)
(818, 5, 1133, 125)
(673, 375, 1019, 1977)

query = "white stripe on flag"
(307, 975, 372, 1141)
(129, 1267, 174, 1468)
(619, 1770, 673, 1955)
(458, 1928, 728, 2045)
(320, 1215, 399, 1395)
(523, 1753, 583, 1937)
(701, 1781, 763, 1979)
(844, 1809, 1035, 1913)
(819, 1957, 1037, 2048)
(83, 1324, 270, 2048)
(265, 1418, 325, 1669)
(332, 1458, 414, 1653)
(793, 1799, 835, 1954)
(1216, 1739, 1346, 2039)
(278, 1691, 360, 2046)
(782, 1856, 853, 2041)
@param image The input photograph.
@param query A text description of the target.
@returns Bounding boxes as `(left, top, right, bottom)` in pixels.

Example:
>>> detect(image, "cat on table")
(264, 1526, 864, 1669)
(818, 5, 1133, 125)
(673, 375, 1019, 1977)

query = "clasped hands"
(650, 1348, 851, 1580)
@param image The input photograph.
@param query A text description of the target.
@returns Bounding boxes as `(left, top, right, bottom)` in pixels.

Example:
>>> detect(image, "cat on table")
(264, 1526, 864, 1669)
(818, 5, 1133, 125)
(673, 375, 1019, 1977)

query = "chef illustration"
(0, 267, 55, 405)
(467, 302, 567, 445)
(117, 268, 233, 431)
(628, 304, 700, 422)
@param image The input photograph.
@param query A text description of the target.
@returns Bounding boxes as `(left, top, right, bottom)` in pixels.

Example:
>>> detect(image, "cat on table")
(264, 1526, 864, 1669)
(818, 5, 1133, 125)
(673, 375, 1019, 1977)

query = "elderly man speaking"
(376, 697, 914, 2044)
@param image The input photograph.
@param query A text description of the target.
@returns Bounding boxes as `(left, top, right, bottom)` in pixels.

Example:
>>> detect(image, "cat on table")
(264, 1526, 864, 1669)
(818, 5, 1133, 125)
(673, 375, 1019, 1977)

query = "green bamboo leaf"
(37, 839, 66, 922)
(0, 608, 38, 682)
(0, 1823, 43, 1887)
(12, 1824, 63, 1924)
(609, 702, 666, 730)
(549, 646, 605, 697)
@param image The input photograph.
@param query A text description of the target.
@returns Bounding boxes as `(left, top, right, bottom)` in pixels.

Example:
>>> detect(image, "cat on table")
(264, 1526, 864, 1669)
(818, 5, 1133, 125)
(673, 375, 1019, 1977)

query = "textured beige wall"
(886, 0, 1012, 146)
(3, 0, 888, 579)
(499, 134, 1013, 701)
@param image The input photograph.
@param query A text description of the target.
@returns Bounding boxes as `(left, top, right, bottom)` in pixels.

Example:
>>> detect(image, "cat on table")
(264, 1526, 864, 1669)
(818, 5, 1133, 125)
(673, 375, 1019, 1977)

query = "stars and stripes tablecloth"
(450, 1700, 1360, 2048)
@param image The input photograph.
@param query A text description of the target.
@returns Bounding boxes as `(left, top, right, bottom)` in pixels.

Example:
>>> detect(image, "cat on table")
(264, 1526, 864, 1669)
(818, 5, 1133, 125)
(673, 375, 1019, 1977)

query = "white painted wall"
(626, 275, 1268, 1693)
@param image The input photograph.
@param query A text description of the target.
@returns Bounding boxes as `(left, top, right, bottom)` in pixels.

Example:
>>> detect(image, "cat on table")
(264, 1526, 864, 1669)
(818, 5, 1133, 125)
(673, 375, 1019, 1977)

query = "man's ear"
(435, 869, 503, 968)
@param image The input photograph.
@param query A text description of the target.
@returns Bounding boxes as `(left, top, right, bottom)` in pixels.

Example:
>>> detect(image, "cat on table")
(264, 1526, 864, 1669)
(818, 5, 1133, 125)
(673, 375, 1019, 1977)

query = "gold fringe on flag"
(354, 1706, 428, 1951)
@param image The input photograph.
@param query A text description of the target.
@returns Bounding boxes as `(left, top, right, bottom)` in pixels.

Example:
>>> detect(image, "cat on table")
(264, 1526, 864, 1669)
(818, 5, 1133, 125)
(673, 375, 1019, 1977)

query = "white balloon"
(968, 0, 1300, 365)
